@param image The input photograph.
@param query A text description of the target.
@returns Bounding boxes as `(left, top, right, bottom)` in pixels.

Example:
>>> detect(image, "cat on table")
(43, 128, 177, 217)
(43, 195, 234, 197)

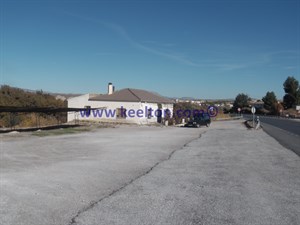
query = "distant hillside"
(1, 85, 82, 101)
(0, 85, 67, 128)
(175, 97, 234, 102)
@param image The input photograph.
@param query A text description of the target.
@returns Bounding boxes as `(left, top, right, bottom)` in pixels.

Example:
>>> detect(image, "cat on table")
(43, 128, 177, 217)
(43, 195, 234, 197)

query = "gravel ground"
(1, 121, 299, 225)
(0, 125, 203, 225)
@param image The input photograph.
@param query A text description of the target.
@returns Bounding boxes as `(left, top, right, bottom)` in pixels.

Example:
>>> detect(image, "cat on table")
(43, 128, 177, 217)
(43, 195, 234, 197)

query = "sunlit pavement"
(1, 121, 299, 225)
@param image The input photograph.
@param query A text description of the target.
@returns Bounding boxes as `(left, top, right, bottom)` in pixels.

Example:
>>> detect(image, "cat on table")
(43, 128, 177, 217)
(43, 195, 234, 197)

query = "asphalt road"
(260, 116, 299, 135)
(243, 114, 300, 156)
(1, 121, 300, 225)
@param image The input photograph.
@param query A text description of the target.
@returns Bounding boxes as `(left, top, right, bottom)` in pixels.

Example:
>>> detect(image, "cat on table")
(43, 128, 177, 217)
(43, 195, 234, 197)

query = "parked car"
(185, 113, 211, 128)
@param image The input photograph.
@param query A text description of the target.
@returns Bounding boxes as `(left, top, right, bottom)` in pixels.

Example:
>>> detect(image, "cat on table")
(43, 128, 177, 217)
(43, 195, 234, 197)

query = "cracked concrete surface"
(1, 121, 300, 225)
(67, 131, 204, 225)
(0, 125, 203, 225)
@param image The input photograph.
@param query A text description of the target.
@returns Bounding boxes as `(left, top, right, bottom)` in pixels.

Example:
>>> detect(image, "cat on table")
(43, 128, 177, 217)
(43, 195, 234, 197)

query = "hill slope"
(0, 85, 67, 128)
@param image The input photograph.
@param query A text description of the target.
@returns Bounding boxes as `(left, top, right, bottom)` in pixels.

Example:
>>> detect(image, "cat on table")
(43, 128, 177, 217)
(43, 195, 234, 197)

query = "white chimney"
(108, 82, 114, 95)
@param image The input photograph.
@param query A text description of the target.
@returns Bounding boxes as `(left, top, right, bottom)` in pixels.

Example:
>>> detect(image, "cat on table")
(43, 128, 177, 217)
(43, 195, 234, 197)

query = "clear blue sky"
(1, 0, 299, 99)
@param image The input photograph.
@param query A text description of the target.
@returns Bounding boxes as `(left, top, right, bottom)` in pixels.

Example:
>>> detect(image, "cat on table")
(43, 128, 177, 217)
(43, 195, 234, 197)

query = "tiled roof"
(89, 88, 174, 104)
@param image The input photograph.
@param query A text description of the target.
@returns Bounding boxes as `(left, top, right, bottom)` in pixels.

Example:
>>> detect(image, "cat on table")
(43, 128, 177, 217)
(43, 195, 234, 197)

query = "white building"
(67, 83, 174, 124)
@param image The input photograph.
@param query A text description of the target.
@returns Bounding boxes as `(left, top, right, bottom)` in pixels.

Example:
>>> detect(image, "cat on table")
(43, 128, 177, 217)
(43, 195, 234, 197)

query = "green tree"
(283, 76, 300, 108)
(233, 93, 250, 111)
(262, 91, 277, 112)
(172, 102, 207, 124)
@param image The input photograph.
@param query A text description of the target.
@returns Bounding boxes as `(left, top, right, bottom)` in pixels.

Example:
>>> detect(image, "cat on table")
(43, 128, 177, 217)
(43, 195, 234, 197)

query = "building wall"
(67, 94, 90, 122)
(67, 95, 173, 124)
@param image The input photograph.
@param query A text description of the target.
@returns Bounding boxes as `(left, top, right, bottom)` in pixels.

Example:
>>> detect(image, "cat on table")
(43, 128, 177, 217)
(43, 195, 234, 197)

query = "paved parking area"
(1, 121, 299, 225)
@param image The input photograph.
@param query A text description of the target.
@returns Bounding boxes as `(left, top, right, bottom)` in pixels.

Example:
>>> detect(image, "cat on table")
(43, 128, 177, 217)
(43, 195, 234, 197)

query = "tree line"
(233, 76, 300, 115)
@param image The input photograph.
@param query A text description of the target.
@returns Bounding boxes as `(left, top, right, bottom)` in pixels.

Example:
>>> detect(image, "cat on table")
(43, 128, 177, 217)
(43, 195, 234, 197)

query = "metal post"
(253, 114, 255, 128)
(35, 113, 38, 128)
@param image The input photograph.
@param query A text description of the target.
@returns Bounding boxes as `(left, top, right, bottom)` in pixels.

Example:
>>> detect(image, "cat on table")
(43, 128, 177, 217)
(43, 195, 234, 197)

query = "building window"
(116, 108, 126, 119)
(147, 108, 152, 119)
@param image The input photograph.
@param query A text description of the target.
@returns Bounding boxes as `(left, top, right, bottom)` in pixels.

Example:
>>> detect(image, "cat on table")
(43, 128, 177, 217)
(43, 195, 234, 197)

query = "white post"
(251, 106, 256, 128)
